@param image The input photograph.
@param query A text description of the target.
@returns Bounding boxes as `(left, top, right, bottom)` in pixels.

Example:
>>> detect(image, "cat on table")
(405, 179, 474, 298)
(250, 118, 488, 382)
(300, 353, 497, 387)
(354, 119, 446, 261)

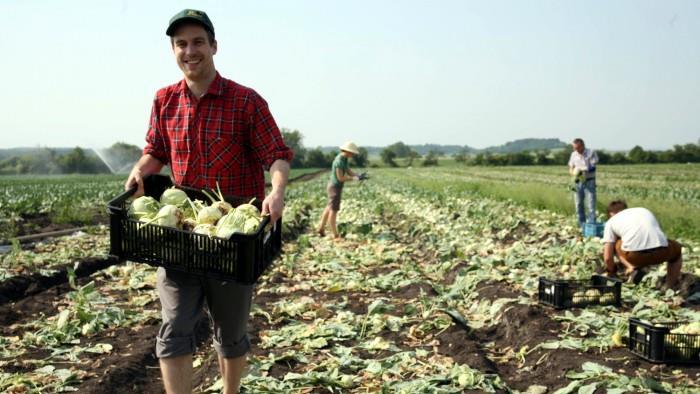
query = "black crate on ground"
(628, 318, 700, 364)
(107, 174, 282, 284)
(538, 274, 621, 309)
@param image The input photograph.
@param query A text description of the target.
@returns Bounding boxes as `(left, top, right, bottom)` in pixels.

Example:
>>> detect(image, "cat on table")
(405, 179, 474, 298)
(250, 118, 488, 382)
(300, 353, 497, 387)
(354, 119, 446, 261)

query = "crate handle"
(107, 185, 137, 214)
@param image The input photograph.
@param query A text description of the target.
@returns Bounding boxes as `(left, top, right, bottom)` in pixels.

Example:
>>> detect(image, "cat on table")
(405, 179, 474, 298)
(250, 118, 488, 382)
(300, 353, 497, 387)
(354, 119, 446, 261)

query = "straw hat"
(339, 141, 360, 155)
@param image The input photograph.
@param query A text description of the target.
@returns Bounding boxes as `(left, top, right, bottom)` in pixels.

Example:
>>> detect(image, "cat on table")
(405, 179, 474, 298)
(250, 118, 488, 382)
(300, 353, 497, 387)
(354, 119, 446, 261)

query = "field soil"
(2, 171, 699, 392)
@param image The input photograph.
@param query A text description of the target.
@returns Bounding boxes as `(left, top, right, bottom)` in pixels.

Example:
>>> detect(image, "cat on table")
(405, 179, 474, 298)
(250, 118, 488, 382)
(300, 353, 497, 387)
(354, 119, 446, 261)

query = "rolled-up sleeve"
(247, 92, 293, 169)
(143, 98, 169, 165)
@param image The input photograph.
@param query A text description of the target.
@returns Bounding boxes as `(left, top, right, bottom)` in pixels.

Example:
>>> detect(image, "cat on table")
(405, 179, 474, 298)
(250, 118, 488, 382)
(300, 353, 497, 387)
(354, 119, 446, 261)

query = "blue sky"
(1, 0, 698, 151)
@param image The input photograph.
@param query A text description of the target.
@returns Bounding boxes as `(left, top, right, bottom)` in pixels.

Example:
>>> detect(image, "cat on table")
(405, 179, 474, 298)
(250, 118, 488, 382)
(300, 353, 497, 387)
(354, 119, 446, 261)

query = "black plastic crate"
(628, 318, 700, 364)
(538, 274, 621, 309)
(107, 174, 281, 284)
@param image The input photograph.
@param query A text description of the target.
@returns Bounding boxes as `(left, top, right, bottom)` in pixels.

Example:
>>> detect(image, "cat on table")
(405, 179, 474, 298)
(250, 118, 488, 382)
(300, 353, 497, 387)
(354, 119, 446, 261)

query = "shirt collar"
(206, 72, 224, 97)
(176, 71, 224, 98)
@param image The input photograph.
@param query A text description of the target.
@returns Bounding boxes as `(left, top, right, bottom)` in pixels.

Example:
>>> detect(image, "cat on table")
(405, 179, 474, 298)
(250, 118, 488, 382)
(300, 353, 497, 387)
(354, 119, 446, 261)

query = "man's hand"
(125, 154, 164, 198)
(125, 167, 145, 197)
(262, 189, 285, 223)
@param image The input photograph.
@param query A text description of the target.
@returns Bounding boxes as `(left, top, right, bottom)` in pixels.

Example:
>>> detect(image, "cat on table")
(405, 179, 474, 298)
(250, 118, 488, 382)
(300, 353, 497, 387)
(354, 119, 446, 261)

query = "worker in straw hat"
(317, 141, 365, 238)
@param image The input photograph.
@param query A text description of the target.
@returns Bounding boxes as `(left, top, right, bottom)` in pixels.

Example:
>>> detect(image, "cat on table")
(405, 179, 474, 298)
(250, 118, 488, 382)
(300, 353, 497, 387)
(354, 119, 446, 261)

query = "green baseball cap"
(166, 9, 215, 37)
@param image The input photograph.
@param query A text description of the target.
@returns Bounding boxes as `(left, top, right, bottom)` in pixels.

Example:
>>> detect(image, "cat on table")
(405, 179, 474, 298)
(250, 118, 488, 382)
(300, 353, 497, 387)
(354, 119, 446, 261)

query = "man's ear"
(212, 39, 218, 55)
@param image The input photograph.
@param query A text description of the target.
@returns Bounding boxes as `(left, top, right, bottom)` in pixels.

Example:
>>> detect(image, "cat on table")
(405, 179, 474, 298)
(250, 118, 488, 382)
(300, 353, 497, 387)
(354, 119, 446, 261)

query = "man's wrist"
(131, 166, 146, 177)
(270, 186, 286, 198)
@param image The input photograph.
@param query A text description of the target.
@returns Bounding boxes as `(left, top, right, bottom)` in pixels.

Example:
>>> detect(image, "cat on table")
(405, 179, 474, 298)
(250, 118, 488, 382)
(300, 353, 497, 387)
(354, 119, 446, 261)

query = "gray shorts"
(155, 267, 253, 359)
(327, 182, 343, 211)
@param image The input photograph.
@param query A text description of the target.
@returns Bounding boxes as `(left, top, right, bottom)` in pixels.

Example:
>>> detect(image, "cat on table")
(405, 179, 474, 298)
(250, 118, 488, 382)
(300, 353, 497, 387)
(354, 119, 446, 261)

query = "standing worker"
(124, 9, 293, 394)
(317, 142, 364, 239)
(602, 200, 683, 288)
(568, 138, 599, 226)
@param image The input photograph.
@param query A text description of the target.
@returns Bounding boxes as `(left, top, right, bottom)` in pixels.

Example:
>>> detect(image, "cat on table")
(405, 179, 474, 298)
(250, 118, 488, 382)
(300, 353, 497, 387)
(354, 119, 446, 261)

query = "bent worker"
(602, 200, 683, 288)
(317, 142, 363, 239)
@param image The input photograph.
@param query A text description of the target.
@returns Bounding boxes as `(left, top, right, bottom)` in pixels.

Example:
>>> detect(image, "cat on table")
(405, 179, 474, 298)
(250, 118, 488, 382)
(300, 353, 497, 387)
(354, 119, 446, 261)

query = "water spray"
(91, 147, 117, 174)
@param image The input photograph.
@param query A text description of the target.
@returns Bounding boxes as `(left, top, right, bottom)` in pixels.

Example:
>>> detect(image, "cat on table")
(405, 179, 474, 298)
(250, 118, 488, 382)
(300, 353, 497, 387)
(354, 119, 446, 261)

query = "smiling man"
(124, 9, 292, 394)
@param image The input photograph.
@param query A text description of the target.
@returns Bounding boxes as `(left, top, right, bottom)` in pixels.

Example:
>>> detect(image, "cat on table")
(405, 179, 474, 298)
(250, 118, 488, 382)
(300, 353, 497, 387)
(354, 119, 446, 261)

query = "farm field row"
(377, 163, 700, 240)
(0, 169, 324, 241)
(1, 170, 699, 392)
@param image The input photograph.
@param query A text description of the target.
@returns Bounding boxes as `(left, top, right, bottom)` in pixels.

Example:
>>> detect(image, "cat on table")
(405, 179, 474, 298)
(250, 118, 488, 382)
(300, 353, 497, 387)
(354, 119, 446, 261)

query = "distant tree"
(470, 153, 486, 166)
(453, 149, 468, 163)
(552, 149, 570, 165)
(59, 149, 83, 170)
(0, 150, 61, 174)
(596, 150, 611, 164)
(58, 147, 88, 173)
(628, 145, 657, 163)
(484, 153, 507, 166)
(0, 157, 26, 175)
(405, 150, 420, 167)
(422, 150, 439, 166)
(280, 128, 306, 168)
(506, 151, 534, 165)
(534, 151, 552, 165)
(668, 143, 700, 163)
(351, 147, 369, 168)
(386, 141, 413, 158)
(104, 142, 142, 172)
(609, 152, 629, 164)
(380, 148, 397, 167)
(325, 150, 339, 167)
(304, 148, 331, 168)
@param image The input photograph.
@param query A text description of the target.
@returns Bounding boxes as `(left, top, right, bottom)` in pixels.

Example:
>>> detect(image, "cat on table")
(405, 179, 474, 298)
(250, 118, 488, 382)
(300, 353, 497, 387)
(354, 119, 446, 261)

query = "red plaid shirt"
(144, 72, 293, 200)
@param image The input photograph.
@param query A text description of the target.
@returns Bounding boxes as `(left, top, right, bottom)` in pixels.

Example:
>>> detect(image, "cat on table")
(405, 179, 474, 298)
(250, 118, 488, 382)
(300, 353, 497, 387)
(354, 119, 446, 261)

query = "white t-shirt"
(602, 207, 668, 251)
(568, 148, 598, 179)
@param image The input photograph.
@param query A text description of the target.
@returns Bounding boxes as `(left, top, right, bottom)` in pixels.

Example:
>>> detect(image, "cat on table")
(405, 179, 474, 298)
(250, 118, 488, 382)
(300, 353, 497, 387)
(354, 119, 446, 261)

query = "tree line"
(359, 140, 700, 167)
(0, 143, 142, 175)
(2, 133, 697, 175)
(368, 141, 700, 168)
(454, 143, 700, 166)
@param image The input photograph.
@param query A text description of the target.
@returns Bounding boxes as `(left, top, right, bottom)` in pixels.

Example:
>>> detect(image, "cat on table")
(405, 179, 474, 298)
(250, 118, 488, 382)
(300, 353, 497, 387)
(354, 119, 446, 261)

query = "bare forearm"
(269, 159, 290, 196)
(335, 168, 355, 183)
(603, 243, 615, 271)
(604, 252, 615, 268)
(134, 154, 164, 176)
(263, 160, 290, 222)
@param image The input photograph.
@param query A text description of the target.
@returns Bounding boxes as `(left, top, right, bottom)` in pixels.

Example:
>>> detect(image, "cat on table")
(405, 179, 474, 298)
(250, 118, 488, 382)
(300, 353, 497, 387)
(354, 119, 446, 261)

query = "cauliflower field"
(1, 165, 699, 393)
